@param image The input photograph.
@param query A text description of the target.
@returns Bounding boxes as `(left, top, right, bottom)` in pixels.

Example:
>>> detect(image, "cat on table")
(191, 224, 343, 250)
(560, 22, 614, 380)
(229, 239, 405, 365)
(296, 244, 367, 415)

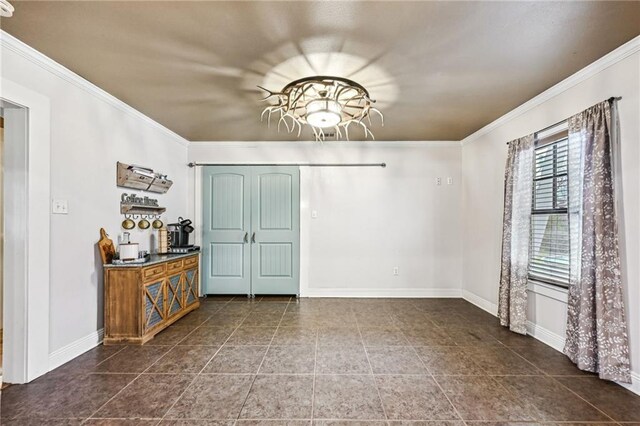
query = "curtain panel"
(564, 100, 631, 383)
(498, 134, 534, 335)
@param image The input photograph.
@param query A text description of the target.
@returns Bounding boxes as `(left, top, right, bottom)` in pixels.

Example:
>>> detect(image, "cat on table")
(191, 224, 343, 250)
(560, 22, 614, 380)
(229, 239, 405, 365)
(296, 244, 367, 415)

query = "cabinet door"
(166, 273, 184, 318)
(184, 268, 199, 307)
(143, 279, 165, 332)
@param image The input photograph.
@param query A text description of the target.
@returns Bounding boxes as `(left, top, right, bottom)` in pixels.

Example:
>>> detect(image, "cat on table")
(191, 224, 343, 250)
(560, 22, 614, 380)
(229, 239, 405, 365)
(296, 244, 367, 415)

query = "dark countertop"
(103, 251, 200, 268)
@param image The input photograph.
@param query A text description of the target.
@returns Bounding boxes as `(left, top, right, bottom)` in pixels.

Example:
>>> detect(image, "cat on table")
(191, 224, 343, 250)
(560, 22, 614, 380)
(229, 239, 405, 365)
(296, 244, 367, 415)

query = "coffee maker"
(166, 217, 199, 253)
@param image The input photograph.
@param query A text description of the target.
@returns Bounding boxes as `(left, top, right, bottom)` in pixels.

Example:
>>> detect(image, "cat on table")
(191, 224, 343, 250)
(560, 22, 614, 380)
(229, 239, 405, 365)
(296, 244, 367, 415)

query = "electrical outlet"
(447, 177, 453, 185)
(52, 199, 68, 214)
(435, 177, 442, 186)
(393, 266, 399, 276)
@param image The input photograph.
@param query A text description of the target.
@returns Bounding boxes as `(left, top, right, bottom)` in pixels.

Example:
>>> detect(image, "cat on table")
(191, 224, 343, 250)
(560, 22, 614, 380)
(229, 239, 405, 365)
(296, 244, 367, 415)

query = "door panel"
(251, 167, 300, 295)
(202, 167, 251, 294)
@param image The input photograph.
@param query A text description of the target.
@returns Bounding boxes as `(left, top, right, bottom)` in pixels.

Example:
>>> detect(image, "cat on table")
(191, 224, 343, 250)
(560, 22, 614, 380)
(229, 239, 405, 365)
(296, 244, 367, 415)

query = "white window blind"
(529, 124, 570, 287)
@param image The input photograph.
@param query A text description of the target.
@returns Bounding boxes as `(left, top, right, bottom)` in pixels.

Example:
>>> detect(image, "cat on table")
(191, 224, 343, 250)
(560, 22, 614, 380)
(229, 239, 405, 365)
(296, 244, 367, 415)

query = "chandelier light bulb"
(305, 99, 342, 128)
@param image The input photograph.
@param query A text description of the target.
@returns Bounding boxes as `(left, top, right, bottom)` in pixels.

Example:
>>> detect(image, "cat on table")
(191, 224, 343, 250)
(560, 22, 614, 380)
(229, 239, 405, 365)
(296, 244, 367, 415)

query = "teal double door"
(202, 166, 300, 296)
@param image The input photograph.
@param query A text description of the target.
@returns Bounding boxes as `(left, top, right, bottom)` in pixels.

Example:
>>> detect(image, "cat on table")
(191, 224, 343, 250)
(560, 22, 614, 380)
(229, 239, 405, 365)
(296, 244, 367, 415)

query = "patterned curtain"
(498, 134, 534, 334)
(564, 100, 631, 383)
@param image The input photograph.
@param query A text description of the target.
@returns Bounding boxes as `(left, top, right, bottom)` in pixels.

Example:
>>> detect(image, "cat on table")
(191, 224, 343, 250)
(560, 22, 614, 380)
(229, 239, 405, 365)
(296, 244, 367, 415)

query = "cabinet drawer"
(184, 256, 198, 268)
(167, 259, 183, 273)
(142, 264, 166, 281)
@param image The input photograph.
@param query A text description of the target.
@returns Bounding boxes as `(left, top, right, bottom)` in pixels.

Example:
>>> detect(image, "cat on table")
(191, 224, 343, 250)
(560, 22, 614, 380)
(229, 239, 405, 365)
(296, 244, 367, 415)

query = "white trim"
(0, 30, 188, 148)
(188, 141, 461, 148)
(461, 35, 640, 146)
(527, 280, 569, 304)
(48, 329, 104, 372)
(461, 289, 498, 315)
(301, 288, 462, 298)
(526, 320, 565, 352)
(1, 79, 51, 384)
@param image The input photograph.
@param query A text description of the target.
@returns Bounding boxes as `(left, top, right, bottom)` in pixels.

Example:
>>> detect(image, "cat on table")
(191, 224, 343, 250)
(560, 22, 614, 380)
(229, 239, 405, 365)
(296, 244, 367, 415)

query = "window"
(529, 122, 570, 287)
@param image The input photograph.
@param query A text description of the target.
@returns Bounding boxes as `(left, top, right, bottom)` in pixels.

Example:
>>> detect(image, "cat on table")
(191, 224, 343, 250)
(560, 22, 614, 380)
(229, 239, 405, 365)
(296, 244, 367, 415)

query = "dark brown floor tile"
(237, 421, 310, 425)
(251, 302, 290, 313)
(314, 422, 387, 425)
(366, 346, 428, 374)
(226, 327, 277, 345)
(203, 313, 248, 327)
(148, 346, 219, 373)
(160, 420, 235, 425)
(259, 345, 315, 374)
(360, 328, 410, 346)
(510, 345, 593, 376)
(375, 375, 459, 420)
(415, 346, 485, 375)
(202, 345, 267, 374)
(84, 419, 161, 425)
(316, 345, 371, 374)
(147, 325, 197, 346)
(402, 328, 454, 346)
(556, 376, 640, 421)
(434, 376, 534, 421)
(317, 327, 362, 347)
(272, 327, 318, 346)
(313, 375, 385, 420)
(95, 346, 171, 373)
(178, 327, 235, 346)
(165, 375, 254, 419)
(446, 327, 502, 346)
(240, 374, 314, 419)
(93, 374, 194, 419)
(46, 345, 125, 377)
(2, 419, 85, 425)
(462, 347, 541, 375)
(176, 312, 213, 327)
(31, 373, 135, 419)
(242, 312, 285, 326)
(496, 376, 610, 421)
(387, 422, 465, 425)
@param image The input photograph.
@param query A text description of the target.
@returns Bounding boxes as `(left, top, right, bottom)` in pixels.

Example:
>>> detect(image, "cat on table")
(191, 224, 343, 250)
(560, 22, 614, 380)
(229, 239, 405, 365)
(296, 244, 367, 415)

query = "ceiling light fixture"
(259, 76, 383, 141)
(0, 0, 14, 17)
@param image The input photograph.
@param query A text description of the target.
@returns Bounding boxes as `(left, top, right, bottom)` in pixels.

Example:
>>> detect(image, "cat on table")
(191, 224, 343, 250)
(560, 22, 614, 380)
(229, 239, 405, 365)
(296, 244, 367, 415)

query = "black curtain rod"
(506, 96, 622, 145)
(188, 162, 386, 168)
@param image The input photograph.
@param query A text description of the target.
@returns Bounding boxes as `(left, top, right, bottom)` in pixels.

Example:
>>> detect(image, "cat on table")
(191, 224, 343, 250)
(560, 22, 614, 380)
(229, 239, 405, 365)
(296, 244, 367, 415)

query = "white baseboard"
(301, 288, 462, 298)
(461, 289, 498, 315)
(48, 328, 104, 372)
(526, 320, 565, 352)
(461, 289, 640, 396)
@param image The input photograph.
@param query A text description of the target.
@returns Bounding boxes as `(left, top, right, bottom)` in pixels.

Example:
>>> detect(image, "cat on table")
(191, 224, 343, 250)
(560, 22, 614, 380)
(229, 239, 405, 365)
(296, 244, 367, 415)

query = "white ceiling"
(3, 1, 639, 141)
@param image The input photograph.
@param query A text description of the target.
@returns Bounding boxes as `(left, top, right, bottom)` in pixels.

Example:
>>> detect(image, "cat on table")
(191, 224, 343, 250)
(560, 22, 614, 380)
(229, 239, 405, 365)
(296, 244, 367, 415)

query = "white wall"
(188, 142, 462, 297)
(461, 39, 640, 388)
(1, 37, 189, 358)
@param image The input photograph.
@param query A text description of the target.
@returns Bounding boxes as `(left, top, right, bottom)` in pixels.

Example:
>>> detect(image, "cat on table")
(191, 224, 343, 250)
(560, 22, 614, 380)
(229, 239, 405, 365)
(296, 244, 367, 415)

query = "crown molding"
(188, 140, 461, 148)
(461, 35, 640, 147)
(0, 30, 189, 148)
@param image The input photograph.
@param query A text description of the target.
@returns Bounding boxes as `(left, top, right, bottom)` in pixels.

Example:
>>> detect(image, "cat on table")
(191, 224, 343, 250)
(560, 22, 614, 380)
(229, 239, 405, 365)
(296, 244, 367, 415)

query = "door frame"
(1, 78, 51, 383)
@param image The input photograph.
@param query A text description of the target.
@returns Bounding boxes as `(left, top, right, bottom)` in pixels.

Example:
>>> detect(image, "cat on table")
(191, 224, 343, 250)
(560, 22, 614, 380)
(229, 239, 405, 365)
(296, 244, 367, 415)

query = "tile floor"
(2, 296, 640, 425)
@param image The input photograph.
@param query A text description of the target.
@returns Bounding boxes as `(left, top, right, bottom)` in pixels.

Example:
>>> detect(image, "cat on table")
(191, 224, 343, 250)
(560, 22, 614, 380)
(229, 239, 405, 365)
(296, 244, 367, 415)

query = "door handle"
(243, 231, 248, 243)
(251, 232, 256, 243)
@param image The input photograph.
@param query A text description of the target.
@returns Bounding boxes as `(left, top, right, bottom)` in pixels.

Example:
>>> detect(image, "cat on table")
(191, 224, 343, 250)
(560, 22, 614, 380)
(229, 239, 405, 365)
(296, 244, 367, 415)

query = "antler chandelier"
(259, 76, 383, 141)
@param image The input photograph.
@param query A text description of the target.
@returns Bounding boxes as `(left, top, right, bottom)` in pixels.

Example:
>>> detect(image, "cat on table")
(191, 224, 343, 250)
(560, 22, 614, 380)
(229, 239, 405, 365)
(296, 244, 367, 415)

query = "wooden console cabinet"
(103, 253, 200, 344)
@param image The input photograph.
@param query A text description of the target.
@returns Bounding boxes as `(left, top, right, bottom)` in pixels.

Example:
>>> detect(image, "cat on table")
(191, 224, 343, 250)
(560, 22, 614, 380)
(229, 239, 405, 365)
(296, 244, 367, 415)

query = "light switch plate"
(311, 210, 318, 219)
(447, 177, 453, 185)
(52, 199, 68, 214)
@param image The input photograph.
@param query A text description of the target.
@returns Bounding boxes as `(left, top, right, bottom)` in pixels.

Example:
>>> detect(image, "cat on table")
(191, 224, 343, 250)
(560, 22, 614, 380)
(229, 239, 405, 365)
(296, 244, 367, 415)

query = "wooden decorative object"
(98, 228, 116, 264)
(103, 253, 200, 344)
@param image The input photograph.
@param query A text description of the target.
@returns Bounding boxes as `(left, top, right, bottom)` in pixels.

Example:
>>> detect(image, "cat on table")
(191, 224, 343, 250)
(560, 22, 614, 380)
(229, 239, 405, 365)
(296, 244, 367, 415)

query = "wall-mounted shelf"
(120, 203, 166, 216)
